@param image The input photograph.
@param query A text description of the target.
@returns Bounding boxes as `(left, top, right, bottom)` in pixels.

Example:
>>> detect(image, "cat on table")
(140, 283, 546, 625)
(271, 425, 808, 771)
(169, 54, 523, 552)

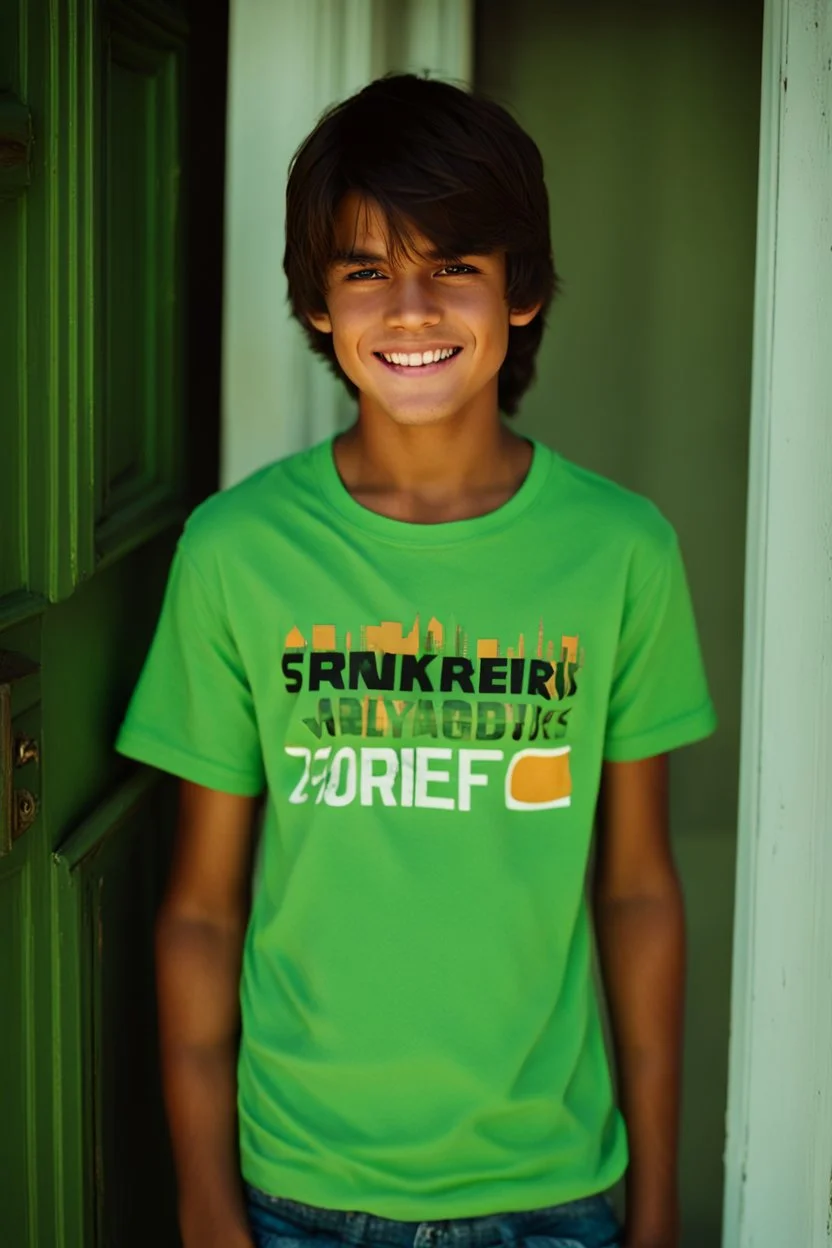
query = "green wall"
(475, 2, 762, 1243)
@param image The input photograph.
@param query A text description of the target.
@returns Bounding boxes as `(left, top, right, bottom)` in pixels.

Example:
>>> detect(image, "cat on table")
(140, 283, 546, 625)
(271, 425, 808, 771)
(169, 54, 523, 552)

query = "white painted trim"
(400, 0, 474, 85)
(723, 1, 832, 1243)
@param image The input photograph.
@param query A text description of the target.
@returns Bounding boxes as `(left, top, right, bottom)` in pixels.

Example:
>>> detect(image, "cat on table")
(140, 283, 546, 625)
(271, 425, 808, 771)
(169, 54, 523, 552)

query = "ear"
(307, 309, 333, 334)
(508, 302, 542, 329)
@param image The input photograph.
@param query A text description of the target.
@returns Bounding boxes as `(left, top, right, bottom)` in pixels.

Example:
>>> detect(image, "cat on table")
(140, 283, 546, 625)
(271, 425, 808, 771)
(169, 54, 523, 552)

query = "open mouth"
(374, 347, 463, 375)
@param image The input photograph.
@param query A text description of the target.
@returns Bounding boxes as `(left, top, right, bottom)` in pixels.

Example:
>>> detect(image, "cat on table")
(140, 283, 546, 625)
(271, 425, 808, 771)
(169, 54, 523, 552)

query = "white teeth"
(380, 348, 459, 367)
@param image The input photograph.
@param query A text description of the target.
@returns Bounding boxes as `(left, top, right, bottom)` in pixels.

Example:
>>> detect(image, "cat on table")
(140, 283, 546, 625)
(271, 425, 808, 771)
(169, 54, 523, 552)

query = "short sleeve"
(114, 541, 266, 795)
(603, 529, 717, 762)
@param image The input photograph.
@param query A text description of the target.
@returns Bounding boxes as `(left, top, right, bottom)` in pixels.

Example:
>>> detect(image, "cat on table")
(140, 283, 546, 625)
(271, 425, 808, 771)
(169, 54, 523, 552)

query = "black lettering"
(366, 697, 385, 737)
(412, 699, 438, 736)
(442, 700, 472, 740)
(539, 707, 570, 740)
(382, 698, 416, 737)
(282, 652, 305, 693)
(510, 658, 525, 694)
(479, 658, 507, 694)
(440, 657, 475, 693)
(511, 702, 529, 740)
(338, 697, 364, 735)
(526, 659, 553, 700)
(400, 653, 437, 692)
(302, 698, 337, 738)
(475, 701, 505, 741)
(348, 650, 396, 691)
(309, 651, 345, 691)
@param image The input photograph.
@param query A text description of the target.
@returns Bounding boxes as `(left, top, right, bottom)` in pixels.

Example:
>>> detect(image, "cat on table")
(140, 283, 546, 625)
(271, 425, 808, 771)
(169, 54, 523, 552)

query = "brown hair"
(283, 73, 560, 418)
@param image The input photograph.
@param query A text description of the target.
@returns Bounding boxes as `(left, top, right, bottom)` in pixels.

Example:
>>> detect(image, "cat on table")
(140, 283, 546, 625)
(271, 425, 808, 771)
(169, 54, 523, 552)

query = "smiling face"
(307, 192, 541, 430)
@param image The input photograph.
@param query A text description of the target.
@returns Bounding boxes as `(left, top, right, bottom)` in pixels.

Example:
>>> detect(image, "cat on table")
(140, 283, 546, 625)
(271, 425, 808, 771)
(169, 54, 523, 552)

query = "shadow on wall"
(475, 1, 763, 1244)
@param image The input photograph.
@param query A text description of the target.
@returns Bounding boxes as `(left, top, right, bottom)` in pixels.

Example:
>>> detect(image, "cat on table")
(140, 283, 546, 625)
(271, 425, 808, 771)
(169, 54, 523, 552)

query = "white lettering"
(286, 747, 312, 803)
(360, 748, 399, 806)
(415, 747, 454, 810)
(324, 747, 357, 806)
(310, 747, 332, 803)
(287, 745, 527, 813)
(457, 749, 503, 812)
(400, 747, 415, 807)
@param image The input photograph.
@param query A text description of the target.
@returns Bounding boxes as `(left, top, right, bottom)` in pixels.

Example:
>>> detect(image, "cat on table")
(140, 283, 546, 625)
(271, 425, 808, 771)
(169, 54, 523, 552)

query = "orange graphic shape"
(507, 748, 572, 808)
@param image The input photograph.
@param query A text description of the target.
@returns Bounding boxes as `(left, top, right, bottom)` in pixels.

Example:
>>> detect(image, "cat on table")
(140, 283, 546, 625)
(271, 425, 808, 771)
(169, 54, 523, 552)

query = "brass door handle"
(0, 649, 41, 856)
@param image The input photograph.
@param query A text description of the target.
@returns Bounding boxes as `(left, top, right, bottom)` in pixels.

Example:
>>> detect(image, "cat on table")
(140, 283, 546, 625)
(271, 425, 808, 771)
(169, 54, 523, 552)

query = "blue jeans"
(245, 1183, 622, 1248)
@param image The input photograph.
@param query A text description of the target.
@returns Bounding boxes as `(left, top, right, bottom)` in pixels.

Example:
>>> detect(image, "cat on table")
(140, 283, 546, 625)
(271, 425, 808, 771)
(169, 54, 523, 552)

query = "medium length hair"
(283, 73, 560, 417)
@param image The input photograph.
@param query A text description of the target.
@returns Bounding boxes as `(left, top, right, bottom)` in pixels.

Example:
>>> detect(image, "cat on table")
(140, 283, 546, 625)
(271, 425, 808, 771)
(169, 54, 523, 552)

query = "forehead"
(333, 191, 386, 239)
(327, 190, 498, 271)
(330, 191, 428, 258)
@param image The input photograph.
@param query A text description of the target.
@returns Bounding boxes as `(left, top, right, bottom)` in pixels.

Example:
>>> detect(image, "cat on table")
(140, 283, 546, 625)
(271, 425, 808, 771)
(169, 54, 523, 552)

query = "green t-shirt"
(115, 433, 717, 1220)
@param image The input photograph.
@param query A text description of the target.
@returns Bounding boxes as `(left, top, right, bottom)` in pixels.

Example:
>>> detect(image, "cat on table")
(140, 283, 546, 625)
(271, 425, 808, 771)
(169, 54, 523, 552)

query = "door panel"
(0, 860, 31, 1241)
(0, 1, 228, 1244)
(98, 4, 186, 562)
(0, 631, 43, 1242)
(54, 765, 179, 1248)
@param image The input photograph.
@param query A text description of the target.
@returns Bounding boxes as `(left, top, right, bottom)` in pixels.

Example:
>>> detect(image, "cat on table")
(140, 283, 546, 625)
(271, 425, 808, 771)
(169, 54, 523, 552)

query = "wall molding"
(723, 1, 832, 1243)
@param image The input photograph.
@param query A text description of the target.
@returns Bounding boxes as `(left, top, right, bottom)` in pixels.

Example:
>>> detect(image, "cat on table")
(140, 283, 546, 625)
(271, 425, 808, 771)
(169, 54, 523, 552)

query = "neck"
(337, 408, 529, 489)
(332, 410, 534, 524)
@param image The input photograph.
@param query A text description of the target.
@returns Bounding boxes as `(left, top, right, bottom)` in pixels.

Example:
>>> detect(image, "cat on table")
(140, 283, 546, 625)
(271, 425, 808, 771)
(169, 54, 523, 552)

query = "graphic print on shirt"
(281, 615, 584, 814)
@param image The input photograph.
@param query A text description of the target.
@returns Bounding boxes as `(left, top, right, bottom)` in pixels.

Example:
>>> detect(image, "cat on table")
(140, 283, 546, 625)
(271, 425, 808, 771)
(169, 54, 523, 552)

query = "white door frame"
(723, 0, 832, 1243)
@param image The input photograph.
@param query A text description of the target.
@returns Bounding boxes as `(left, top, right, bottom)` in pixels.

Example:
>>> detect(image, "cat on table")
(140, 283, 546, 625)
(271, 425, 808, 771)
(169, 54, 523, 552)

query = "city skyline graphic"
(283, 616, 584, 738)
(284, 614, 583, 668)
(281, 616, 581, 808)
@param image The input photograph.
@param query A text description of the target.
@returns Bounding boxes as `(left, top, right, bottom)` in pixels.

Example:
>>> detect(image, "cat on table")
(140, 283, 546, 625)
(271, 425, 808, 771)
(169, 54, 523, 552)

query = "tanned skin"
(156, 781, 259, 1248)
(594, 753, 685, 1248)
(156, 193, 685, 1247)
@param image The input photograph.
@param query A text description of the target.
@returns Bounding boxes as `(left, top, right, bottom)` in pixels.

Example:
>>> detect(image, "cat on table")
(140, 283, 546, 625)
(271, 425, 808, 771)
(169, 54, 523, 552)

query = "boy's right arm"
(155, 779, 260, 1248)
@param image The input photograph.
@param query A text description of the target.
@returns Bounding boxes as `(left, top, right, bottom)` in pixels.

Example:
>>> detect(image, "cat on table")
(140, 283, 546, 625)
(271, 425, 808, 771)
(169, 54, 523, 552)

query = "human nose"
(383, 274, 442, 331)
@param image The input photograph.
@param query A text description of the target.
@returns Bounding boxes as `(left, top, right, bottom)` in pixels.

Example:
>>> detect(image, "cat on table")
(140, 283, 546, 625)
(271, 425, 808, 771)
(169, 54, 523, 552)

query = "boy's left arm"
(592, 753, 685, 1248)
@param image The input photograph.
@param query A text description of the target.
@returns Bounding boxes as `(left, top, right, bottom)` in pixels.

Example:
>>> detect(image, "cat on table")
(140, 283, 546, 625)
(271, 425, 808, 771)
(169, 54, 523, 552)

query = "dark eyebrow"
(330, 249, 389, 269)
(329, 247, 483, 270)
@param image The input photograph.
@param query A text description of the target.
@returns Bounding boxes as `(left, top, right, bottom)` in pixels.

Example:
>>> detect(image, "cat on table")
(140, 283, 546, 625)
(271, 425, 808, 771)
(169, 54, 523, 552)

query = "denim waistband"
(244, 1182, 615, 1248)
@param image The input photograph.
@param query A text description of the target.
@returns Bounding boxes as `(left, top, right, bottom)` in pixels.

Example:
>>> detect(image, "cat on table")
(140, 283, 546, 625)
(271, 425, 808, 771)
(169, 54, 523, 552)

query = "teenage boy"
(116, 73, 716, 1248)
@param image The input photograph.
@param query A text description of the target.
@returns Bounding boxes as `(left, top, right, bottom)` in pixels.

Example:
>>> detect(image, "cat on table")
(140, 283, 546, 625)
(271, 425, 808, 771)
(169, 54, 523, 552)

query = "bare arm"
(592, 754, 685, 1248)
(156, 779, 260, 1248)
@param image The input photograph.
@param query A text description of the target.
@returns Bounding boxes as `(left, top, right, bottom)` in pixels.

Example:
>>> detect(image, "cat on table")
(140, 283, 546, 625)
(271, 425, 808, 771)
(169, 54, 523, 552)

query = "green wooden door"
(0, 2, 223, 1243)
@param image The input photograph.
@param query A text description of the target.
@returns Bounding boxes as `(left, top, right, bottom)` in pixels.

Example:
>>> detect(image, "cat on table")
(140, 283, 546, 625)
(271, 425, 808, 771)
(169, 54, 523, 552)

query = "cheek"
(330, 334, 361, 382)
(328, 311, 359, 357)
(328, 312, 372, 384)
(473, 306, 511, 360)
(329, 300, 374, 358)
(453, 290, 509, 338)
